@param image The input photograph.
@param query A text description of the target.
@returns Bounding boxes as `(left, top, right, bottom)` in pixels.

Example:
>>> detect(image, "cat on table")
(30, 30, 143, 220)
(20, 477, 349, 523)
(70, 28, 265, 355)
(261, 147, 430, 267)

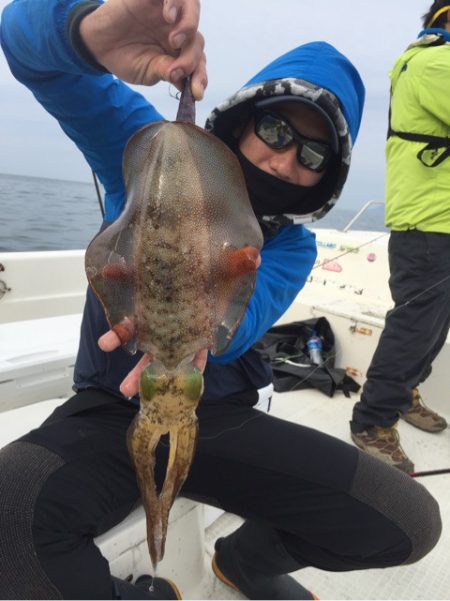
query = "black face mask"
(235, 148, 311, 217)
(235, 147, 336, 222)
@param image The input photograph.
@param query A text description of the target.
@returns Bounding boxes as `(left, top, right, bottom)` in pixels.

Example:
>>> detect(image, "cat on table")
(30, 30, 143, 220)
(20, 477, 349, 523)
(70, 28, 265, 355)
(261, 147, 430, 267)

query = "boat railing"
(342, 200, 385, 232)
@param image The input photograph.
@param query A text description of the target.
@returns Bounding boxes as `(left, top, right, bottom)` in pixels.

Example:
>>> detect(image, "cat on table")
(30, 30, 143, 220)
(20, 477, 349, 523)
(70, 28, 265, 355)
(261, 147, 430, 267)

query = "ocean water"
(0, 172, 387, 252)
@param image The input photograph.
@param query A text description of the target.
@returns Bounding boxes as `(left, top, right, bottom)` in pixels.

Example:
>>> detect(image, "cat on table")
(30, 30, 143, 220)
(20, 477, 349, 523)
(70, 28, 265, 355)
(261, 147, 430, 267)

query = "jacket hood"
(205, 41, 365, 224)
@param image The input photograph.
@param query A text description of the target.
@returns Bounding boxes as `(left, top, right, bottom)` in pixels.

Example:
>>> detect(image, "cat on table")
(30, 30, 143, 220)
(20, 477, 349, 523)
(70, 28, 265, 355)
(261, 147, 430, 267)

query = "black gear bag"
(257, 317, 360, 398)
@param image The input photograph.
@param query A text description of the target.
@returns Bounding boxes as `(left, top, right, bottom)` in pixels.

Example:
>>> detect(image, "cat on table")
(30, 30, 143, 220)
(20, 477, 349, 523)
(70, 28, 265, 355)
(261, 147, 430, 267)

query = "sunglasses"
(254, 110, 332, 173)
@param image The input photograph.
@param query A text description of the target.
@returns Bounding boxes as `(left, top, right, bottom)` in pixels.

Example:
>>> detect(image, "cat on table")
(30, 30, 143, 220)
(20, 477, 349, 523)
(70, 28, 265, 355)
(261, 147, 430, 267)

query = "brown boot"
(401, 388, 448, 433)
(351, 424, 414, 473)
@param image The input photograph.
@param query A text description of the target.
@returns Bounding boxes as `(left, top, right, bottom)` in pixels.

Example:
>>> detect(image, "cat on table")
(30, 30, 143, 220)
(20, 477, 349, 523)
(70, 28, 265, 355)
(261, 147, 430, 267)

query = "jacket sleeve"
(0, 0, 162, 221)
(209, 224, 317, 363)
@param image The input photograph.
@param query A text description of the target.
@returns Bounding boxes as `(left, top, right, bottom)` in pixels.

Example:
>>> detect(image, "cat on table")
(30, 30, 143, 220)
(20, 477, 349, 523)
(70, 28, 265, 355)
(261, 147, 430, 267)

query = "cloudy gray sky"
(0, 0, 431, 208)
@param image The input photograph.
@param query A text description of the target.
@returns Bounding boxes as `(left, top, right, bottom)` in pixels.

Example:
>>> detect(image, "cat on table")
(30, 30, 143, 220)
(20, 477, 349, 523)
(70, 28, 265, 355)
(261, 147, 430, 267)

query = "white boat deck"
(0, 228, 449, 599)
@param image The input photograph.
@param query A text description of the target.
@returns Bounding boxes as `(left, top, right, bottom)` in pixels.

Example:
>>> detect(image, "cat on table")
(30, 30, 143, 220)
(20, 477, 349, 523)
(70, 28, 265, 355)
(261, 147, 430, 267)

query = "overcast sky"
(0, 0, 431, 208)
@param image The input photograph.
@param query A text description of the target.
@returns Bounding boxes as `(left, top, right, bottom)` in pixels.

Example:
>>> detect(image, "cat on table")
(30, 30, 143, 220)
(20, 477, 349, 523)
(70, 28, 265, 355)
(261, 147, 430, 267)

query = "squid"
(85, 80, 263, 569)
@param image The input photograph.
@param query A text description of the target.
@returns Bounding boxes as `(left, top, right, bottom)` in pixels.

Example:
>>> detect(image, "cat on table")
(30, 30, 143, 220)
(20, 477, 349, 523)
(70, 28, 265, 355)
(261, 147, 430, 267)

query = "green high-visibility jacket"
(386, 33, 450, 233)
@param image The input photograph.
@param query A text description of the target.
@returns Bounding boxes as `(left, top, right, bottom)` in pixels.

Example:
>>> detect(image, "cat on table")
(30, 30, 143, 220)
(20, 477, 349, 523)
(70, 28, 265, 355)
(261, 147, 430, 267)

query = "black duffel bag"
(256, 316, 360, 398)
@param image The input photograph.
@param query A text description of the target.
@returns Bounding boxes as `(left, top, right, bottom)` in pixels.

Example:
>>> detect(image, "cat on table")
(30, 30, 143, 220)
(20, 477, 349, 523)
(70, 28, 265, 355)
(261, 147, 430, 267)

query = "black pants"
(352, 230, 450, 430)
(0, 386, 442, 600)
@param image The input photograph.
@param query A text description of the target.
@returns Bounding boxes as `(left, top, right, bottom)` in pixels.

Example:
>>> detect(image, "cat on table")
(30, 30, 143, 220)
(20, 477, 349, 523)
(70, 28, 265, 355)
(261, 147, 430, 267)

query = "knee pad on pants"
(0, 441, 65, 599)
(350, 452, 442, 564)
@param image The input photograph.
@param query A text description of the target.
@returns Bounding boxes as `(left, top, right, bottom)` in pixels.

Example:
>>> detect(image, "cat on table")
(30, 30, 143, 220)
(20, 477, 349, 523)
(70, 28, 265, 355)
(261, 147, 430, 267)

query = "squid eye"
(140, 365, 160, 400)
(184, 366, 204, 401)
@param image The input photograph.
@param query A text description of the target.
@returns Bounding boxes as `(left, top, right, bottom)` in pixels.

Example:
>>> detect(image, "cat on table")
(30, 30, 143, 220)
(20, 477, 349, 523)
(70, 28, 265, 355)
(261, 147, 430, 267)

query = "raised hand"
(79, 0, 207, 99)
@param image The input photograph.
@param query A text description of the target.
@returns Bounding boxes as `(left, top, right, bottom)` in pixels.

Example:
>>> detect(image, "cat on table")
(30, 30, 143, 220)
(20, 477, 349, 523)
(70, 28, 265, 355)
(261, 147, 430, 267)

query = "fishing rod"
(92, 169, 105, 218)
(410, 468, 450, 478)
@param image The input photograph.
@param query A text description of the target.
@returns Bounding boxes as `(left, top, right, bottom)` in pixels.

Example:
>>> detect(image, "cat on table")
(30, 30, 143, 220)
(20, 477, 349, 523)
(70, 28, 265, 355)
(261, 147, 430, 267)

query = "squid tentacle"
(158, 421, 199, 542)
(127, 414, 166, 569)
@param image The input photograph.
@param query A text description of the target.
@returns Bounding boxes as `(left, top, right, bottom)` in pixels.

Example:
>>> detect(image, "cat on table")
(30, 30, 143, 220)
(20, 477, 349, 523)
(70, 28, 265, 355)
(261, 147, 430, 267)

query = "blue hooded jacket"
(1, 0, 365, 402)
(206, 41, 365, 225)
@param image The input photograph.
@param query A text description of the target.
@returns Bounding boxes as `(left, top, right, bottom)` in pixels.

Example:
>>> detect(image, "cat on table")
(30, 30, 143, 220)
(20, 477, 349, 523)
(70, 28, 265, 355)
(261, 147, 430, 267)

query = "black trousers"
(352, 230, 450, 430)
(0, 387, 441, 599)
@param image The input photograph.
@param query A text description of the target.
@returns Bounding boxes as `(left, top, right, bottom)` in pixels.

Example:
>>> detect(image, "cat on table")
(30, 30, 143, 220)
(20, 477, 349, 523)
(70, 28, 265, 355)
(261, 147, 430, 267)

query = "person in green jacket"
(350, 0, 450, 473)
